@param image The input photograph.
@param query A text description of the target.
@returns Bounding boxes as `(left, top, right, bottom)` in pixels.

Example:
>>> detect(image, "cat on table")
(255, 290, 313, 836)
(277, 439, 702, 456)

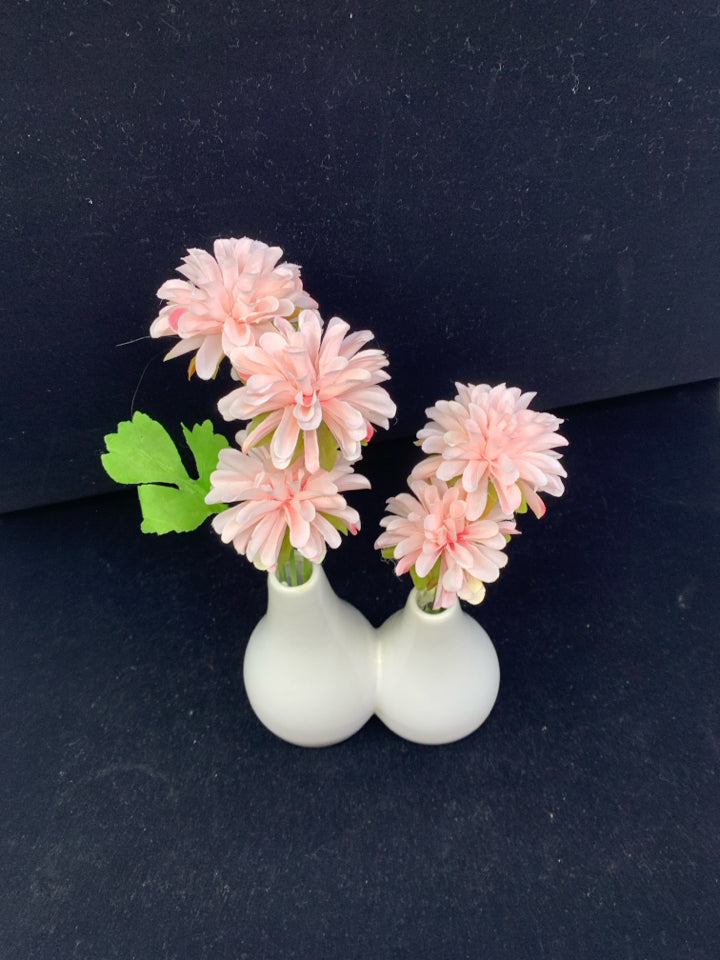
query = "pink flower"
(218, 309, 396, 472)
(205, 438, 369, 571)
(375, 477, 516, 610)
(149, 237, 317, 379)
(413, 382, 568, 519)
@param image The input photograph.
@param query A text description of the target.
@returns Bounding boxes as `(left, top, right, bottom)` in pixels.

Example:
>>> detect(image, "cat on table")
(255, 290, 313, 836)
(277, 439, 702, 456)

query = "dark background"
(2, 2, 719, 958)
(2, 381, 719, 959)
(2, 0, 719, 512)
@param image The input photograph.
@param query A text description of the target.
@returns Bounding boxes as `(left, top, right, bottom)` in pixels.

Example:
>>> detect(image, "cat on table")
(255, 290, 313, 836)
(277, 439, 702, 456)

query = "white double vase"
(243, 565, 500, 747)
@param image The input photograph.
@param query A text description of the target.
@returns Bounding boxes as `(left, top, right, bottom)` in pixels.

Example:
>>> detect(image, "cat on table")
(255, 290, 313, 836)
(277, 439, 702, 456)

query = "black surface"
(2, 379, 719, 959)
(3, 0, 720, 512)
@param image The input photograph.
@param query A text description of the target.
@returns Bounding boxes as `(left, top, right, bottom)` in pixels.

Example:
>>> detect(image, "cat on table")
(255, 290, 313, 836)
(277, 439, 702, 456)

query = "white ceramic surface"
(243, 565, 377, 747)
(375, 590, 500, 745)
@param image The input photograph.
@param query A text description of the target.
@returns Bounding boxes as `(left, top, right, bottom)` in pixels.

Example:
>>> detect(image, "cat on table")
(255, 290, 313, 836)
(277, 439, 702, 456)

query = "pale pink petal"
(215, 309, 394, 472)
(150, 237, 315, 378)
(375, 475, 515, 610)
(495, 480, 523, 515)
(415, 547, 442, 578)
(205, 443, 366, 571)
(286, 506, 311, 550)
(162, 335, 204, 361)
(194, 334, 224, 379)
(303, 428, 320, 474)
(312, 514, 343, 550)
(417, 382, 567, 519)
(241, 410, 283, 450)
(270, 409, 301, 469)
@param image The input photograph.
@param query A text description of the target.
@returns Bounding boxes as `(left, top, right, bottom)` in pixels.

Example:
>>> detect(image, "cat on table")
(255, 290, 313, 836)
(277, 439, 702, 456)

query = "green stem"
(415, 586, 443, 614)
(275, 546, 313, 587)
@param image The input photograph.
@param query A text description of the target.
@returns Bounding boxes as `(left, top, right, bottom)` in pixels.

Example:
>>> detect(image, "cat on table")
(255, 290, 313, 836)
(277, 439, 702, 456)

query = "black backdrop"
(2, 0, 720, 512)
(3, 6, 720, 957)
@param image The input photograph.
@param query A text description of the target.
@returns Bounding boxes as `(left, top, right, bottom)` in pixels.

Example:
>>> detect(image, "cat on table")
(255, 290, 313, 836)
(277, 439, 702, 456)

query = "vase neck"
(403, 589, 461, 634)
(266, 563, 330, 621)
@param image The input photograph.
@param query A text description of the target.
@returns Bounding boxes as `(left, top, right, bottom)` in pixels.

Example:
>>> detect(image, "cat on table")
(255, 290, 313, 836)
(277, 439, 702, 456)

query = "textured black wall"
(2, 0, 719, 512)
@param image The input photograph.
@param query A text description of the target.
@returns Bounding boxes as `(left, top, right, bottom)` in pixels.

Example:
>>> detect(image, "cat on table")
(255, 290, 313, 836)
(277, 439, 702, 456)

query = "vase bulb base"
(243, 565, 377, 748)
(374, 591, 500, 746)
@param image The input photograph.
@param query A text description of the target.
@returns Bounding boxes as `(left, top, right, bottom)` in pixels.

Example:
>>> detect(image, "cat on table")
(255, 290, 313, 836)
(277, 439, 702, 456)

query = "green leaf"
(409, 556, 441, 593)
(101, 412, 187, 486)
(288, 422, 339, 472)
(317, 422, 339, 471)
(409, 567, 428, 592)
(138, 484, 220, 535)
(409, 557, 443, 612)
(101, 413, 230, 535)
(182, 421, 230, 495)
(324, 513, 349, 536)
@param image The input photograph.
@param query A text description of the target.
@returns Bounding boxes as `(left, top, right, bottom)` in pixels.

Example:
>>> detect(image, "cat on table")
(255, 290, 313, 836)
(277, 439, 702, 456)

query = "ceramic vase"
(375, 590, 500, 745)
(243, 564, 377, 747)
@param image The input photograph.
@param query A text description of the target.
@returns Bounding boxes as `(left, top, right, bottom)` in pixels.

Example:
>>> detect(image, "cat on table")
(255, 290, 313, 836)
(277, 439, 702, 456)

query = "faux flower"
(150, 237, 317, 379)
(218, 309, 396, 472)
(413, 382, 568, 519)
(375, 477, 516, 611)
(205, 438, 369, 572)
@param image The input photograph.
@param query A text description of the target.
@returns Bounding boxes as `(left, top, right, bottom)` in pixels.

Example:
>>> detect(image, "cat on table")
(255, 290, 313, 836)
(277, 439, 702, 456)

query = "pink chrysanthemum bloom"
(375, 477, 516, 611)
(413, 382, 568, 519)
(205, 439, 369, 571)
(218, 309, 396, 472)
(149, 237, 317, 379)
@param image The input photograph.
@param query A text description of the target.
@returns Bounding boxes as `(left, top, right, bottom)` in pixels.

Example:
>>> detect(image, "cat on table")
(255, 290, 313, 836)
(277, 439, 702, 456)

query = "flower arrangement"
(102, 235, 567, 605)
(101, 236, 571, 745)
(101, 237, 396, 585)
(375, 382, 568, 612)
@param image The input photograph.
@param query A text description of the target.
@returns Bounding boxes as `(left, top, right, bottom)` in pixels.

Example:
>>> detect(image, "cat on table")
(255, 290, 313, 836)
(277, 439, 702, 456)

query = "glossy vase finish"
(375, 590, 500, 745)
(243, 565, 377, 747)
